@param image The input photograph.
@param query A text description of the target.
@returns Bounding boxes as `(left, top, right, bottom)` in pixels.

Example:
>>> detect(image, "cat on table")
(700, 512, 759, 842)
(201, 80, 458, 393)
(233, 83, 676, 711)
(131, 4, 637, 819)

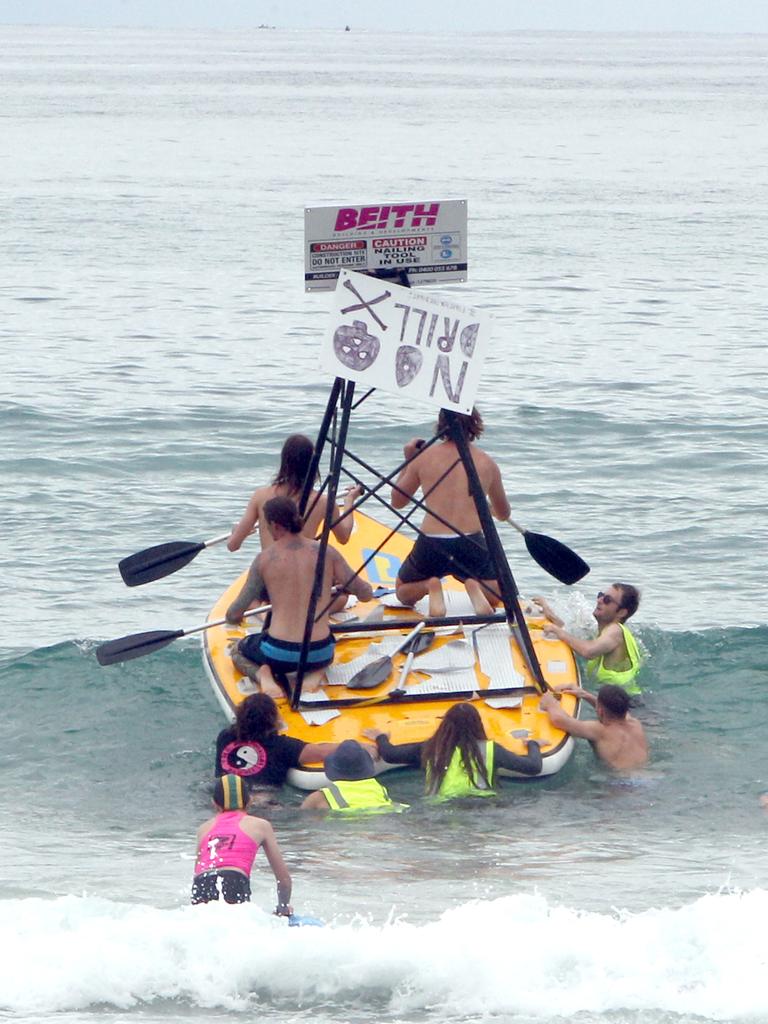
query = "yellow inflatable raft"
(203, 511, 580, 789)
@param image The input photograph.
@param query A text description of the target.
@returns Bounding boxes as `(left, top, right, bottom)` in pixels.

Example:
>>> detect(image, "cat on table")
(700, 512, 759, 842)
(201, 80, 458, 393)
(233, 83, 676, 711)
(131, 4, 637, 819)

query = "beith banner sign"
(305, 199, 467, 292)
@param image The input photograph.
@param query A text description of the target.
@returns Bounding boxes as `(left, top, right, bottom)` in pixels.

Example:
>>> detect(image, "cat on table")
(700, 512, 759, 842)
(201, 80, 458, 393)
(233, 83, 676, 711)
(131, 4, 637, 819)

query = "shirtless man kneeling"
(226, 496, 373, 697)
(392, 407, 511, 617)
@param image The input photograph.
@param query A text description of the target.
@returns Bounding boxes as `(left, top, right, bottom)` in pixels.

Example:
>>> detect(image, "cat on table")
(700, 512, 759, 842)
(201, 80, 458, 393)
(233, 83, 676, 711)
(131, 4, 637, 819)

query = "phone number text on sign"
(320, 270, 490, 414)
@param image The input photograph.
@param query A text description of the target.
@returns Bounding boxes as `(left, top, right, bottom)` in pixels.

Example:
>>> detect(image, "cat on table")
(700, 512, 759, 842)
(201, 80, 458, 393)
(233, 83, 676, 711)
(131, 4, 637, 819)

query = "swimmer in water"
(191, 774, 293, 912)
(540, 684, 648, 773)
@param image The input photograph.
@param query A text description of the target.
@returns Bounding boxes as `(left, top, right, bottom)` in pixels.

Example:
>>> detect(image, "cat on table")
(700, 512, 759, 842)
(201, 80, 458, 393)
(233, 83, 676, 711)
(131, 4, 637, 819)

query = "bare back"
(229, 484, 334, 551)
(257, 536, 358, 642)
(393, 440, 510, 535)
(592, 717, 648, 773)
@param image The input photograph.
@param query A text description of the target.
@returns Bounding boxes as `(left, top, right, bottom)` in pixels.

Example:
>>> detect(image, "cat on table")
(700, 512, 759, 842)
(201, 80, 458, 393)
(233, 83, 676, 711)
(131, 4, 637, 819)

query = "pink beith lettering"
(334, 202, 442, 232)
(390, 204, 415, 228)
(334, 208, 359, 231)
(411, 202, 440, 226)
(357, 206, 380, 229)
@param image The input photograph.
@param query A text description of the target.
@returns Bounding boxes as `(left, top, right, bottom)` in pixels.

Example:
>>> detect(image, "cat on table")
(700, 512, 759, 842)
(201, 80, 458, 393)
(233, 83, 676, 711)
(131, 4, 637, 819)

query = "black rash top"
(215, 727, 306, 787)
(374, 734, 542, 776)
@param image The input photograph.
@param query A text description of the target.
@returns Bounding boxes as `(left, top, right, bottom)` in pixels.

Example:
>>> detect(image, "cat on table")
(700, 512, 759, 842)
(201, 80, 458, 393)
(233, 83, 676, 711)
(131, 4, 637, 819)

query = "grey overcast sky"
(2, 0, 768, 33)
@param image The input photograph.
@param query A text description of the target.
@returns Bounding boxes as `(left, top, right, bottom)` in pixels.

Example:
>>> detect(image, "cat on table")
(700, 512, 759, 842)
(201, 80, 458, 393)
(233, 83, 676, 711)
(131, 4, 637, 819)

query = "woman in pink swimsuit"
(191, 773, 293, 912)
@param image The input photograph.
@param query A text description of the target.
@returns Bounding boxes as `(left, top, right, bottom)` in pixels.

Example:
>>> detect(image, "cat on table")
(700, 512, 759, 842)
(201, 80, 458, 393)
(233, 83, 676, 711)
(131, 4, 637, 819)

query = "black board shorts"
(398, 532, 496, 584)
(191, 870, 251, 905)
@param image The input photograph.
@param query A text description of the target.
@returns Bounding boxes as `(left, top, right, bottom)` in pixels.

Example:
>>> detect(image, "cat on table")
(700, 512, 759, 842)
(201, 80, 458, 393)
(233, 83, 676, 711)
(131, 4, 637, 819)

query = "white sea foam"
(2, 890, 768, 1017)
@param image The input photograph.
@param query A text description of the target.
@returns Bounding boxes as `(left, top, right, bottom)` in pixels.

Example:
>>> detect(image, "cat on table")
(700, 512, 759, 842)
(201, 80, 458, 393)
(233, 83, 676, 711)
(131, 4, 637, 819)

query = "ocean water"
(2, 24, 768, 1024)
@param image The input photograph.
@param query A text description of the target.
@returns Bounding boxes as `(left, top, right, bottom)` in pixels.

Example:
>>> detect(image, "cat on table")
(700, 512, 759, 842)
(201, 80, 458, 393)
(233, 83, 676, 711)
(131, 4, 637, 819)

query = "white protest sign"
(320, 269, 490, 415)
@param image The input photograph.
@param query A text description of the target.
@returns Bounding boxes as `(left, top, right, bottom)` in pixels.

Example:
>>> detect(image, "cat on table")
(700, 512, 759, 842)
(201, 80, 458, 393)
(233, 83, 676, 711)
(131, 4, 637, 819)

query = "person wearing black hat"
(191, 773, 293, 911)
(300, 740, 407, 814)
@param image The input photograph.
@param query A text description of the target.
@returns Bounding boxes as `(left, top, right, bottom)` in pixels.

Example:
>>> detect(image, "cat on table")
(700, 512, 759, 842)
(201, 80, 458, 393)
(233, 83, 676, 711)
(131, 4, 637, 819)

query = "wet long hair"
(436, 406, 484, 442)
(421, 702, 491, 795)
(272, 434, 317, 494)
(234, 693, 280, 741)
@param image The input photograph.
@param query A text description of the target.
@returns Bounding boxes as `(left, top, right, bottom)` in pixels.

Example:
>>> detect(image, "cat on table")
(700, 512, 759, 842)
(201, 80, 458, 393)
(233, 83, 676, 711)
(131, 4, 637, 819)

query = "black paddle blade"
(347, 655, 392, 691)
(119, 540, 205, 587)
(524, 530, 590, 586)
(346, 631, 434, 691)
(404, 631, 434, 656)
(95, 628, 184, 666)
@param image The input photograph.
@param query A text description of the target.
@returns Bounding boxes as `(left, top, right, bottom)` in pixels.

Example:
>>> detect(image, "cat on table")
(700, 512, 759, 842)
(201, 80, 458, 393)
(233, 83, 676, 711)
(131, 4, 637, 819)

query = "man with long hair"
(391, 407, 512, 617)
(228, 433, 361, 551)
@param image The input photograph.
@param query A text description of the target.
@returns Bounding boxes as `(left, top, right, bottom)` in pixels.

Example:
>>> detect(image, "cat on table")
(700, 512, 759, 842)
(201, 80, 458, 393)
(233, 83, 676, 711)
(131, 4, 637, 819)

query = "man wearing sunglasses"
(533, 583, 642, 697)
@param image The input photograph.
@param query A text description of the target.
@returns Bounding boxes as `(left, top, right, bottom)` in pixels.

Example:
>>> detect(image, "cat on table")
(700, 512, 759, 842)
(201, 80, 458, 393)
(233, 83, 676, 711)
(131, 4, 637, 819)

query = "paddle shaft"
(182, 603, 270, 638)
(202, 532, 231, 548)
(391, 621, 426, 657)
(387, 645, 419, 698)
(397, 647, 417, 688)
(95, 602, 272, 666)
(391, 625, 444, 692)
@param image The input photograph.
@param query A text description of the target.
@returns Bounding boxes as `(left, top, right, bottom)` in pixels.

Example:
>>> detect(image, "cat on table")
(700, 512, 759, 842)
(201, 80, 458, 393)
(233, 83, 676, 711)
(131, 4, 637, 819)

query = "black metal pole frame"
(297, 376, 342, 520)
(287, 384, 548, 702)
(285, 262, 548, 704)
(291, 377, 355, 708)
(443, 410, 549, 693)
